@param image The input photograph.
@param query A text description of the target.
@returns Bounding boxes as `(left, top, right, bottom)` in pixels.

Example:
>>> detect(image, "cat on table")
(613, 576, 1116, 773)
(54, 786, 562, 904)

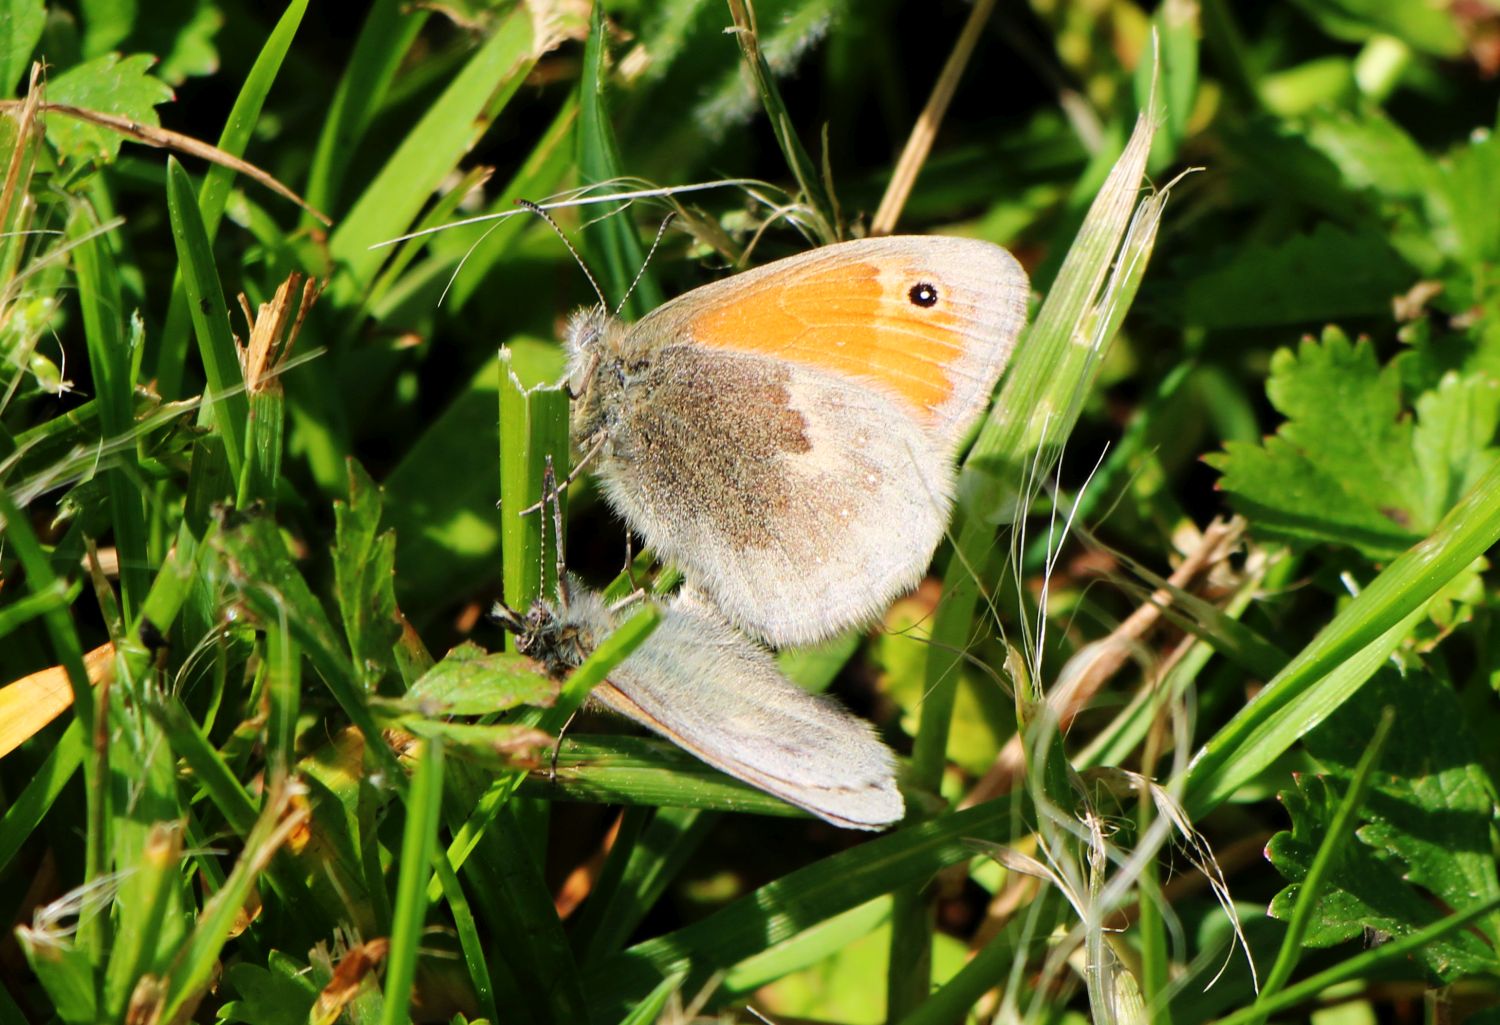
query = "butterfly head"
(564, 304, 646, 451)
(492, 581, 612, 680)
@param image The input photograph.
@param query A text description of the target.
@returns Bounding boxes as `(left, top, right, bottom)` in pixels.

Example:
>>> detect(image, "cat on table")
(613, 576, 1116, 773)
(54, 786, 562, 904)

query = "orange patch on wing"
(688, 261, 961, 419)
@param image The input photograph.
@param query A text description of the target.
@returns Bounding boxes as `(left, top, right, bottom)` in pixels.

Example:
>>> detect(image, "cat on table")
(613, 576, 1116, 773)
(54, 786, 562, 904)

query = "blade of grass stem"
(443, 97, 579, 312)
(155, 0, 309, 398)
(157, 781, 309, 1023)
(1184, 461, 1500, 814)
(71, 213, 147, 618)
(498, 352, 570, 627)
(1254, 708, 1395, 1011)
(1214, 895, 1500, 1025)
(0, 718, 85, 874)
(431, 853, 500, 1025)
(725, 0, 838, 242)
(327, 4, 541, 303)
(0, 486, 102, 960)
(870, 0, 995, 234)
(381, 737, 445, 1025)
(577, 1, 661, 315)
(615, 970, 688, 1025)
(165, 158, 248, 484)
(304, 0, 427, 216)
(894, 888, 1068, 1025)
(575, 806, 716, 964)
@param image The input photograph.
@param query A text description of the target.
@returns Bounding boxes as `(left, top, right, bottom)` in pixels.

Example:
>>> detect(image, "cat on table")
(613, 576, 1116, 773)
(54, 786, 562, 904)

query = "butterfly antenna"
(615, 211, 677, 316)
(517, 199, 609, 310)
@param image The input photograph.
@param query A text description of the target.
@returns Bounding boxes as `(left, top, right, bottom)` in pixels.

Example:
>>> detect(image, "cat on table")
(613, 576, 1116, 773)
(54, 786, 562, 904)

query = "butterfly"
(496, 577, 903, 830)
(563, 235, 1029, 648)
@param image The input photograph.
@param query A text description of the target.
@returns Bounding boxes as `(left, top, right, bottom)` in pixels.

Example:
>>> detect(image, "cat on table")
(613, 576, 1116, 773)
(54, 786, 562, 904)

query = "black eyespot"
(908, 282, 939, 308)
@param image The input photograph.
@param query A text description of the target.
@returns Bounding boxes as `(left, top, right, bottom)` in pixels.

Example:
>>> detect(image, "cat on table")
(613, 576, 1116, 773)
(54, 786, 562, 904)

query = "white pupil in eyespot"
(909, 283, 938, 307)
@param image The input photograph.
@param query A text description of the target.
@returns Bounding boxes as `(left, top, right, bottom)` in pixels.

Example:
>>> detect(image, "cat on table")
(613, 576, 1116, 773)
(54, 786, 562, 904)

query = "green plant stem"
(382, 737, 446, 1025)
(1216, 895, 1500, 1025)
(1255, 708, 1396, 1009)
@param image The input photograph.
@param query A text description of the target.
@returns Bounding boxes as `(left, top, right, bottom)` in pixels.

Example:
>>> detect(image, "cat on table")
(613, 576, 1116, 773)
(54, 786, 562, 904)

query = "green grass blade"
(442, 97, 579, 311)
(614, 970, 687, 1025)
(576, 0, 661, 315)
(148, 694, 257, 835)
(1184, 460, 1500, 814)
(327, 5, 542, 302)
(498, 351, 570, 620)
(584, 798, 1024, 1018)
(725, 0, 838, 242)
(156, 0, 310, 398)
(574, 806, 716, 964)
(165, 157, 249, 484)
(431, 853, 500, 1025)
(304, 0, 427, 215)
(71, 212, 147, 618)
(156, 781, 309, 1023)
(0, 719, 85, 875)
(264, 620, 300, 776)
(103, 823, 182, 1020)
(380, 737, 445, 1025)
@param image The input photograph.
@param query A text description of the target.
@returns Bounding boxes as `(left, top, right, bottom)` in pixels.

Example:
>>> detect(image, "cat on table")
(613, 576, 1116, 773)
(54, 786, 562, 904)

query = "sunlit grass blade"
(498, 351, 570, 620)
(584, 798, 1025, 1019)
(577, 1, 661, 315)
(380, 736, 444, 1025)
(70, 213, 147, 617)
(518, 735, 803, 816)
(165, 157, 249, 484)
(304, 0, 428, 216)
(1184, 460, 1500, 814)
(430, 853, 500, 1025)
(327, 4, 546, 302)
(155, 0, 308, 398)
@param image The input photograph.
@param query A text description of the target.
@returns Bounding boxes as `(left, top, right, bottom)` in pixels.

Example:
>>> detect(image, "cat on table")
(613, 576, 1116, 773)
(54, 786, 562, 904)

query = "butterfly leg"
(549, 708, 581, 782)
(517, 428, 608, 517)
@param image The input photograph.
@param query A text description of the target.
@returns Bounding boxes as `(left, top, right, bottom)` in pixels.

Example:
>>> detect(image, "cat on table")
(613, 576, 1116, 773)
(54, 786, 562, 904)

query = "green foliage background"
(1, 1, 1499, 1023)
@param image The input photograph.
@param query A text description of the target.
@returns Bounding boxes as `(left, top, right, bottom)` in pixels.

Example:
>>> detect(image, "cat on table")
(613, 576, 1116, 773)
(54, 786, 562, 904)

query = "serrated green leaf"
(1307, 671, 1500, 941)
(1303, 107, 1433, 202)
(1208, 327, 1431, 558)
(143, 0, 222, 84)
(1429, 129, 1500, 285)
(1413, 370, 1500, 523)
(1266, 736, 1499, 981)
(217, 958, 319, 1024)
(334, 460, 403, 688)
(46, 53, 173, 163)
(402, 642, 557, 716)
